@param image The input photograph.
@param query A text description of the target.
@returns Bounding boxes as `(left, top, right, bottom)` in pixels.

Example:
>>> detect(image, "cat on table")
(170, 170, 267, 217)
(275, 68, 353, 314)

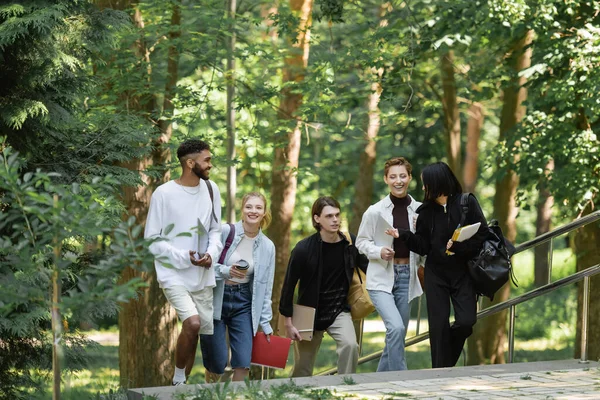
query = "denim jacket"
(212, 222, 276, 335)
(356, 194, 424, 302)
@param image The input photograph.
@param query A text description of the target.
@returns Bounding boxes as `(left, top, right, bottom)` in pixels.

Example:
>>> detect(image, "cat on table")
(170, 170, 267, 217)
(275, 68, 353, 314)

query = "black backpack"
(459, 193, 518, 300)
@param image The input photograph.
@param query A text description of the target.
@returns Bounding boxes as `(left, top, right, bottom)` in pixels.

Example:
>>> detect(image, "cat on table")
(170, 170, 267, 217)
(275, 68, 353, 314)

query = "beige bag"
(348, 266, 375, 320)
(343, 232, 375, 320)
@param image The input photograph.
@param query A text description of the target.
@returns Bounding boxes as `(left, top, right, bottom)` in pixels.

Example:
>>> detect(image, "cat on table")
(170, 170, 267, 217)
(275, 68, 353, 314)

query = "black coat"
(279, 232, 368, 317)
(400, 193, 488, 268)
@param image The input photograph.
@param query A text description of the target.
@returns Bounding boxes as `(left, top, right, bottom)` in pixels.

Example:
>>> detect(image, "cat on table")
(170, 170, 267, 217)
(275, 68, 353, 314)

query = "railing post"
(580, 276, 590, 364)
(508, 305, 516, 363)
(416, 296, 422, 335)
(547, 239, 553, 285)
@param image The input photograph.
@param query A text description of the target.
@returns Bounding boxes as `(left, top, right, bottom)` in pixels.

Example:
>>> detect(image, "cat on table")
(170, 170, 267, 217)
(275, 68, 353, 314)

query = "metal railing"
(317, 210, 600, 376)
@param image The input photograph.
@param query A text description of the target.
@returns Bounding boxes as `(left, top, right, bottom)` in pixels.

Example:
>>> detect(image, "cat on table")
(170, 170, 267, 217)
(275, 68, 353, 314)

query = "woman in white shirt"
(356, 157, 423, 371)
(200, 192, 275, 382)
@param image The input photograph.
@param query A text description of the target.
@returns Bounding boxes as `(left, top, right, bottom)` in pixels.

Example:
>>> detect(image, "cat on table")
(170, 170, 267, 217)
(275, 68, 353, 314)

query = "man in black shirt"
(280, 196, 368, 377)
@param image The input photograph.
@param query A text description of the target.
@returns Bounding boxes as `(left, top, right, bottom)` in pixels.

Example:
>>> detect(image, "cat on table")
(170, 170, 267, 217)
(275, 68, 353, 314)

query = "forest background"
(1, 0, 599, 399)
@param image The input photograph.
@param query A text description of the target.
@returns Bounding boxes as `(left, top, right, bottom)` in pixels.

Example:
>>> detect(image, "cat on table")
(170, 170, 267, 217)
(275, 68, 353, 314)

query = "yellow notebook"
(447, 222, 482, 255)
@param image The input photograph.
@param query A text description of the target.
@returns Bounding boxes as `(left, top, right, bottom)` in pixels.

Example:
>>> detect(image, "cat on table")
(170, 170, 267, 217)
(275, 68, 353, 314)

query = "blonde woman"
(200, 192, 275, 382)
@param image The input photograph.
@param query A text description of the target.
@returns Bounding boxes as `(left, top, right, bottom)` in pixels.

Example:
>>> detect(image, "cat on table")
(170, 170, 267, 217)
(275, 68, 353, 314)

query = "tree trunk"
(462, 102, 483, 194)
(574, 108, 600, 361)
(467, 30, 533, 365)
(441, 50, 461, 177)
(533, 159, 554, 287)
(349, 71, 383, 235)
(225, 0, 237, 223)
(574, 204, 600, 361)
(268, 0, 314, 337)
(96, 0, 181, 387)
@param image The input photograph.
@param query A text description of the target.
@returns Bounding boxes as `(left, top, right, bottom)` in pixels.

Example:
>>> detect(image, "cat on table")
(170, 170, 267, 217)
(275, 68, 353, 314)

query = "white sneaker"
(172, 380, 186, 386)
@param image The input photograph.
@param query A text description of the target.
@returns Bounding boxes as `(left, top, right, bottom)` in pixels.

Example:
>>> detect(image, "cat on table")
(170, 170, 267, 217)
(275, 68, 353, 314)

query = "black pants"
(424, 263, 477, 368)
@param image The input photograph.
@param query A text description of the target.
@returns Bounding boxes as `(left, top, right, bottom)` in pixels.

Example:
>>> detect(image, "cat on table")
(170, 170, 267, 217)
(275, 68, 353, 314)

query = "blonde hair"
(241, 192, 271, 230)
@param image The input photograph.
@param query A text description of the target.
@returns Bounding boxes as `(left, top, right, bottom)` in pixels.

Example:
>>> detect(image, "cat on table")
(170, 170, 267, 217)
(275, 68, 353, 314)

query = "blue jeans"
(200, 283, 253, 373)
(368, 264, 411, 372)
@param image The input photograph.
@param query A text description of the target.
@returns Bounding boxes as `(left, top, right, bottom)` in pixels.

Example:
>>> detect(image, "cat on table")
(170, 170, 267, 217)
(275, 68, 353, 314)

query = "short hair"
(384, 157, 413, 177)
(421, 162, 463, 202)
(311, 196, 341, 231)
(176, 139, 211, 166)
(242, 192, 272, 230)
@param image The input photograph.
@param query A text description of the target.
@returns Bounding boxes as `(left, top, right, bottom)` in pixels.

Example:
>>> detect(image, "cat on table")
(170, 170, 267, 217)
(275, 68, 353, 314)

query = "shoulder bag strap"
(218, 223, 236, 264)
(459, 192, 470, 227)
(205, 180, 218, 223)
(342, 231, 364, 284)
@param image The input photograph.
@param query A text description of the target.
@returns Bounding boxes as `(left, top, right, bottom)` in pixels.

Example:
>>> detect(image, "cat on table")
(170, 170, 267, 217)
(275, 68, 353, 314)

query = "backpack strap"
(218, 223, 236, 264)
(459, 193, 470, 228)
(205, 180, 218, 224)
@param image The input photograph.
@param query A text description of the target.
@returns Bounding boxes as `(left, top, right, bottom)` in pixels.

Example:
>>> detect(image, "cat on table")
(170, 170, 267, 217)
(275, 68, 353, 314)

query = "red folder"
(250, 332, 292, 369)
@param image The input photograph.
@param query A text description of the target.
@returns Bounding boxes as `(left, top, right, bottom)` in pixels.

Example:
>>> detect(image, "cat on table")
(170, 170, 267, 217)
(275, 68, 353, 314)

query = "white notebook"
(453, 222, 482, 242)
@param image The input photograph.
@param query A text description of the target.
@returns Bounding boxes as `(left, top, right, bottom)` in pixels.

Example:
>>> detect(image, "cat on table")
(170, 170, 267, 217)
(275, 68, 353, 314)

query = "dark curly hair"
(176, 139, 211, 166)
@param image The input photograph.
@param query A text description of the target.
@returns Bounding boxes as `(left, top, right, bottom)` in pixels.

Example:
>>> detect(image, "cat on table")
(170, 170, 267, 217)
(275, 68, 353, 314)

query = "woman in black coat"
(387, 162, 488, 368)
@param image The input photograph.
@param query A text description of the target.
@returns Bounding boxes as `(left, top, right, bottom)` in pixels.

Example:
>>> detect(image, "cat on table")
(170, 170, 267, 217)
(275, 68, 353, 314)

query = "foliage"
(173, 379, 337, 400)
(505, 0, 600, 215)
(0, 1, 151, 185)
(0, 144, 153, 399)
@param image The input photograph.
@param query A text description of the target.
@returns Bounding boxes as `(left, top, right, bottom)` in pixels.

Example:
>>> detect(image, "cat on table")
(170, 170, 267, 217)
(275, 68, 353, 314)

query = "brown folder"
(277, 304, 315, 341)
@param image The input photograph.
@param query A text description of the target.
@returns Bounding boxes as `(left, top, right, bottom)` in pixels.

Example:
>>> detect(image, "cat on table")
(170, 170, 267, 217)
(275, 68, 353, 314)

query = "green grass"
(511, 247, 576, 290)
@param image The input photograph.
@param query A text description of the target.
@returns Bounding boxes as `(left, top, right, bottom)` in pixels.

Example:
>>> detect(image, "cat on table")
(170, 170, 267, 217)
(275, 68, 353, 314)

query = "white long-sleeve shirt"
(356, 194, 424, 302)
(144, 179, 223, 292)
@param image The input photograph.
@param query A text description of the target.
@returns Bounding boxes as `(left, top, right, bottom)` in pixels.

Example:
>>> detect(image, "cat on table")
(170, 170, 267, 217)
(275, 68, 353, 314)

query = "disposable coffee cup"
(234, 259, 249, 277)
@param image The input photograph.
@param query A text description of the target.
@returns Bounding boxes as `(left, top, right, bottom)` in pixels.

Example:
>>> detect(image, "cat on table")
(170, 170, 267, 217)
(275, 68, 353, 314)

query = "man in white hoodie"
(144, 139, 223, 385)
(356, 157, 423, 371)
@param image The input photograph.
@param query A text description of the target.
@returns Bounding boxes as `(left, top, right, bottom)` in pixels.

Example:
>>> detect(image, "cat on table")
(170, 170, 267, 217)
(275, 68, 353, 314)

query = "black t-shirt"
(314, 240, 348, 331)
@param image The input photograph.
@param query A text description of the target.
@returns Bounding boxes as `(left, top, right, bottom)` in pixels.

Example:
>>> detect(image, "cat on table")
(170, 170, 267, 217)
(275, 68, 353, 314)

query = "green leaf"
(163, 224, 174, 236)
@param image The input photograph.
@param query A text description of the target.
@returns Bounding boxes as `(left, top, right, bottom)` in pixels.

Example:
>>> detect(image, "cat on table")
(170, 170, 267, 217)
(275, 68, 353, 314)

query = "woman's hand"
(265, 333, 271, 343)
(380, 246, 395, 261)
(229, 265, 246, 279)
(446, 239, 453, 250)
(385, 228, 399, 238)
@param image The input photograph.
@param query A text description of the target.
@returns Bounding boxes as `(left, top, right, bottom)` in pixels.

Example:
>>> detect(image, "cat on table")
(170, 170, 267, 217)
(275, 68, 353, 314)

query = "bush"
(0, 144, 153, 399)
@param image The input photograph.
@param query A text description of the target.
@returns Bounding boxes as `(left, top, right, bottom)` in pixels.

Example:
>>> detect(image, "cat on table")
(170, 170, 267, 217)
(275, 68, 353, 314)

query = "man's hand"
(189, 251, 212, 268)
(380, 246, 395, 261)
(284, 317, 302, 341)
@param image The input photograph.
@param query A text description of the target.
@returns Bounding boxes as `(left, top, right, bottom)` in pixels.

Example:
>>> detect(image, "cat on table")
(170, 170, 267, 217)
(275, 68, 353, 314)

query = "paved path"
(128, 359, 600, 400)
(305, 362, 600, 399)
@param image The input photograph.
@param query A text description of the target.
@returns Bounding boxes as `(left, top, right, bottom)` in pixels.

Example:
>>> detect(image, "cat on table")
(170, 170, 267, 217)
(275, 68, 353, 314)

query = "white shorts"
(163, 285, 214, 335)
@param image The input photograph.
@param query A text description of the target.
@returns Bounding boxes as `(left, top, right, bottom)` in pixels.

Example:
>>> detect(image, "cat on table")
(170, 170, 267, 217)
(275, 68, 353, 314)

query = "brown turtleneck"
(390, 194, 411, 258)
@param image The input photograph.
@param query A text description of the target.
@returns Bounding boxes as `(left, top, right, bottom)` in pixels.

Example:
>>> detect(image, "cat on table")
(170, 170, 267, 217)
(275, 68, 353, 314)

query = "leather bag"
(342, 232, 375, 320)
(348, 266, 375, 320)
(459, 194, 517, 300)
